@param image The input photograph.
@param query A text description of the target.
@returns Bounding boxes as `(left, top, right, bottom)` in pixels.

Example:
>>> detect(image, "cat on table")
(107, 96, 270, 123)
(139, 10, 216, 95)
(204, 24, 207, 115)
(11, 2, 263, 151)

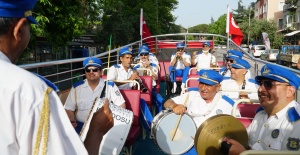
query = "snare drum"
(150, 110, 197, 154)
(80, 97, 133, 155)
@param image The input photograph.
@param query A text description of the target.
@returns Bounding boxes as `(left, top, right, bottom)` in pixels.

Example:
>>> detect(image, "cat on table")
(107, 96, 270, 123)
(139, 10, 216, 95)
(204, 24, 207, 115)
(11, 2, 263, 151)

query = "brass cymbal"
(194, 114, 248, 155)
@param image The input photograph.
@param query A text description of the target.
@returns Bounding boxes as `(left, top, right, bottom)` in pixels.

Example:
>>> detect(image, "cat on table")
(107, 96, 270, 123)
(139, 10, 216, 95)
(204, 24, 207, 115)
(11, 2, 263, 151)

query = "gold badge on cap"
(233, 60, 237, 64)
(262, 66, 270, 75)
(201, 72, 208, 79)
(88, 59, 94, 64)
(24, 10, 32, 17)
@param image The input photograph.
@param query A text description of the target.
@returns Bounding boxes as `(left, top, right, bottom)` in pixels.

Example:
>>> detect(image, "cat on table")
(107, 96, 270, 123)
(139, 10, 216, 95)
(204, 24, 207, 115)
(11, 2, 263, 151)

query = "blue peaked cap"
(198, 69, 223, 85)
(138, 46, 150, 54)
(0, 0, 38, 24)
(227, 50, 243, 59)
(255, 64, 300, 90)
(119, 47, 132, 56)
(176, 43, 185, 48)
(83, 57, 103, 68)
(203, 42, 210, 47)
(230, 58, 251, 69)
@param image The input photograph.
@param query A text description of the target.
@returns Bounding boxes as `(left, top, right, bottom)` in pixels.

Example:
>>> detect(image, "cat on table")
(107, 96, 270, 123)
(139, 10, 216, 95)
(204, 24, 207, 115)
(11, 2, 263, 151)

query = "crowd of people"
(1, 0, 300, 154)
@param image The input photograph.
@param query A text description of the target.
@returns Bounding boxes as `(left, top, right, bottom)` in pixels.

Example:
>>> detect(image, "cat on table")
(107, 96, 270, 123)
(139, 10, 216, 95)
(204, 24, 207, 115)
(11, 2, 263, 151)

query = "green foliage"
(189, 24, 209, 33)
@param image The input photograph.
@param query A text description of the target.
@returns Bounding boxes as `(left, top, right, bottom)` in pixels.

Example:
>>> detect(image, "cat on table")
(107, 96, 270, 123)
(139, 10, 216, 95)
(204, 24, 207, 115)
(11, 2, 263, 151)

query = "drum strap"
(100, 82, 107, 98)
(189, 92, 222, 117)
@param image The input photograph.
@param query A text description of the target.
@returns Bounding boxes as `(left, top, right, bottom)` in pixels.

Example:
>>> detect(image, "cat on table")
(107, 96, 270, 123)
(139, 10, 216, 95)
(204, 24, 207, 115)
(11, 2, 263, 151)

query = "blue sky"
(173, 0, 255, 28)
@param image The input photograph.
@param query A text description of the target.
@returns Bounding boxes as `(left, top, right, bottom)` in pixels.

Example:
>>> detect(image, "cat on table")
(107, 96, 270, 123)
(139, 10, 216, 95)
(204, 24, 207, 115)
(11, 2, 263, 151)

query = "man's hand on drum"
(90, 98, 114, 134)
(172, 104, 187, 115)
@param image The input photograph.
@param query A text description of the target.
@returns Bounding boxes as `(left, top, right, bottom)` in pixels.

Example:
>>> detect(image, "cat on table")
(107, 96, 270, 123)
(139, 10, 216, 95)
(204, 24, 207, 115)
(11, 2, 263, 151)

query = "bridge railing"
(18, 33, 300, 102)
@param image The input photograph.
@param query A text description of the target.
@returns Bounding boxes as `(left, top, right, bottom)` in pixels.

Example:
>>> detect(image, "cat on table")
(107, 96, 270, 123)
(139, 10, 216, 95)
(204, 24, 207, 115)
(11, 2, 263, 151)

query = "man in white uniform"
(0, 1, 113, 154)
(220, 50, 252, 79)
(65, 57, 126, 133)
(169, 43, 191, 93)
(107, 47, 139, 89)
(133, 46, 159, 87)
(223, 64, 300, 154)
(164, 70, 239, 155)
(221, 58, 258, 102)
(191, 42, 216, 72)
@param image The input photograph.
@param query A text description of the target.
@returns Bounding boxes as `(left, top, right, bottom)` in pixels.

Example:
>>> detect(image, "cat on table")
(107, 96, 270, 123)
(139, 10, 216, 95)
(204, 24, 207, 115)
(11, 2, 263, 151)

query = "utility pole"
(247, 6, 251, 46)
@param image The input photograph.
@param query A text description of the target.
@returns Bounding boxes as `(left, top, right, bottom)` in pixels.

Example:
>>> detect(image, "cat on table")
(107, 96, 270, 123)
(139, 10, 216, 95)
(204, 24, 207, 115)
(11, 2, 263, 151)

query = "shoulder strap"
(100, 82, 107, 98)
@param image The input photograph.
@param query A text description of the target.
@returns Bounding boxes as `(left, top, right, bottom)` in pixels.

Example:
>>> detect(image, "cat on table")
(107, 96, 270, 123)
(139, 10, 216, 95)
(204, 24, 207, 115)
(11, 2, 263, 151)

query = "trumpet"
(176, 56, 183, 61)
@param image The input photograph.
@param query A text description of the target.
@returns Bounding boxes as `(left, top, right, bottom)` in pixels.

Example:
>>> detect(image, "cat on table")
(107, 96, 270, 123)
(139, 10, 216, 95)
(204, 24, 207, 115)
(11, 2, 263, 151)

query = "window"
(278, 18, 283, 29)
(263, 3, 267, 13)
(279, 2, 284, 11)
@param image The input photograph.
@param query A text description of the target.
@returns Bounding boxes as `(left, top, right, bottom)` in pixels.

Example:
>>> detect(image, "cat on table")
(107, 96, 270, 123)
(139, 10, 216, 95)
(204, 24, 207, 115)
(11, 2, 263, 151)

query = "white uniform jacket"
(171, 91, 239, 127)
(194, 53, 216, 71)
(107, 64, 135, 90)
(64, 79, 125, 122)
(170, 51, 191, 70)
(247, 101, 300, 151)
(0, 51, 88, 154)
(221, 78, 259, 102)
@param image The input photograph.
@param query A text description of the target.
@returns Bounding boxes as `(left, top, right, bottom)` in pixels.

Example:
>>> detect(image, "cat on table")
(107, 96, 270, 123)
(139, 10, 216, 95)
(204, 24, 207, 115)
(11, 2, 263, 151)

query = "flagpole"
(226, 5, 230, 50)
(105, 34, 112, 98)
(140, 8, 143, 46)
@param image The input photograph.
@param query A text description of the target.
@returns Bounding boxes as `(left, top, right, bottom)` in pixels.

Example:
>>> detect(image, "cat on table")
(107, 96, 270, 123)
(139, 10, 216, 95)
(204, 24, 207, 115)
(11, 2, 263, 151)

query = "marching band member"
(191, 42, 216, 72)
(0, 0, 112, 154)
(221, 58, 259, 102)
(220, 50, 252, 80)
(107, 47, 138, 89)
(108, 47, 153, 130)
(169, 43, 191, 93)
(64, 57, 126, 133)
(223, 64, 300, 154)
(134, 46, 164, 113)
(164, 70, 239, 155)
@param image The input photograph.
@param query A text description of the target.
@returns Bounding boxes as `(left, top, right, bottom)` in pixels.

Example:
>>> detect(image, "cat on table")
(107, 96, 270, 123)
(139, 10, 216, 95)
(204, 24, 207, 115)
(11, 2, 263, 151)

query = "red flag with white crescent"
(226, 6, 244, 46)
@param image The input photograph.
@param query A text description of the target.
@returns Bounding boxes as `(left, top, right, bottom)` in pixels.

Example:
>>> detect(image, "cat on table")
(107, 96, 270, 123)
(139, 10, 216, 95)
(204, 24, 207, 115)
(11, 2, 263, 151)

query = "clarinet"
(130, 65, 148, 93)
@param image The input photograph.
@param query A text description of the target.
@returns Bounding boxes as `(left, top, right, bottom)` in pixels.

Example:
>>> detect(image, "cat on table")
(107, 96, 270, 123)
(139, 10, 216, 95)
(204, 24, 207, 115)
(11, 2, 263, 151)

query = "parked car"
(250, 45, 266, 57)
(240, 44, 250, 53)
(260, 49, 279, 62)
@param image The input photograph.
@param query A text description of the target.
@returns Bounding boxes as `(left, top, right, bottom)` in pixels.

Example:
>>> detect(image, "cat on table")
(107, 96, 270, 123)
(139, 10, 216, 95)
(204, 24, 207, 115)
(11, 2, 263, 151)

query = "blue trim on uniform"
(152, 88, 164, 113)
(223, 77, 231, 80)
(222, 95, 235, 106)
(256, 106, 264, 113)
(188, 87, 199, 91)
(108, 81, 114, 86)
(288, 107, 300, 122)
(33, 73, 59, 92)
(113, 64, 120, 68)
(220, 67, 226, 72)
(169, 66, 190, 83)
(149, 53, 154, 56)
(73, 80, 84, 88)
(150, 63, 157, 67)
(133, 64, 140, 70)
(248, 78, 256, 84)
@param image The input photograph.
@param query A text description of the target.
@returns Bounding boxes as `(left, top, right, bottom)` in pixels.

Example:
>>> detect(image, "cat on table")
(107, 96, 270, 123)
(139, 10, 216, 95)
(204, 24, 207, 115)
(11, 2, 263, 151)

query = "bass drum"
(80, 97, 133, 155)
(150, 110, 197, 154)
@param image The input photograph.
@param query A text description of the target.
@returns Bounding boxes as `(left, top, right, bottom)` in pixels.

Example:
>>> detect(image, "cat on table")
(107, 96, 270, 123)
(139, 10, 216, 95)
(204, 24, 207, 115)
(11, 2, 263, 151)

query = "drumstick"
(171, 93, 190, 141)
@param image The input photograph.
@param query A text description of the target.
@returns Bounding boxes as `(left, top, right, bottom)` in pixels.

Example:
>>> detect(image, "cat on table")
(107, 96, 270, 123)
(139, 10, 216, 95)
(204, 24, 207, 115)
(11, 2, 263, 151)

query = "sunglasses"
(140, 53, 149, 56)
(85, 68, 100, 73)
(226, 59, 233, 63)
(203, 45, 209, 47)
(258, 80, 289, 90)
(177, 48, 183, 51)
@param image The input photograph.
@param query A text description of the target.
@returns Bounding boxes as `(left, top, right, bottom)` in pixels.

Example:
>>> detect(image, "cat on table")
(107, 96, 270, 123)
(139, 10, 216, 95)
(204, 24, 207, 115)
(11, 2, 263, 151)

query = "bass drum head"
(155, 113, 196, 154)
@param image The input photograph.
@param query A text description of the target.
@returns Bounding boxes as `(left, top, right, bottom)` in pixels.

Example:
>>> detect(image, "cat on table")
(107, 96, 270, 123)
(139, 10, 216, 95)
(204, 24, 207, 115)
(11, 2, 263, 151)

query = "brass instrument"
(131, 65, 148, 93)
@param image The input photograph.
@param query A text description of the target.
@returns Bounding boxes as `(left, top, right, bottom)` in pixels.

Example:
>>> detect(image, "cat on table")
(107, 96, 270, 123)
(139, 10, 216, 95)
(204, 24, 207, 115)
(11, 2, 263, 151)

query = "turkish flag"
(226, 6, 244, 46)
(140, 9, 154, 50)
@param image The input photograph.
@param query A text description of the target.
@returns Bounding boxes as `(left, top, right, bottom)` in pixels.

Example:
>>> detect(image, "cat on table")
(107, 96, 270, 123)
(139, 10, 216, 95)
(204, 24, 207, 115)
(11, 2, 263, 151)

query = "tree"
(189, 24, 209, 33)
(239, 19, 283, 48)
